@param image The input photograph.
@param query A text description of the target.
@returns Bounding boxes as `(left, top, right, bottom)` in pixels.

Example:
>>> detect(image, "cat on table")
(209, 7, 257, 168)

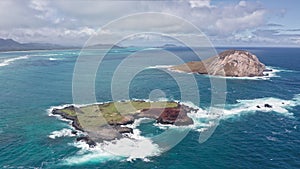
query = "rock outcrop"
(52, 105, 84, 131)
(170, 50, 266, 77)
(137, 106, 193, 126)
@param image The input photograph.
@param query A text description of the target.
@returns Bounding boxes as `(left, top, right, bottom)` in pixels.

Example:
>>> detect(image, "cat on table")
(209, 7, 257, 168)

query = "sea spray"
(48, 128, 76, 139)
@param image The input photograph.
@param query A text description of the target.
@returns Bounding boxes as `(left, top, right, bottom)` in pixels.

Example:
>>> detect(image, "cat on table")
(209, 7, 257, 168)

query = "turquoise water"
(0, 47, 299, 168)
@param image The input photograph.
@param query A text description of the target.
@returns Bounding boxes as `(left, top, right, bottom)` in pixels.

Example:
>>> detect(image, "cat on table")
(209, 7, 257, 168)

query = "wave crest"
(0, 55, 29, 67)
(48, 128, 76, 139)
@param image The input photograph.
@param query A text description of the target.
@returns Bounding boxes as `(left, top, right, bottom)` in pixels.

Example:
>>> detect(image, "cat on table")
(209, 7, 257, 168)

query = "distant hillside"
(159, 43, 179, 48)
(0, 38, 77, 51)
(85, 44, 124, 49)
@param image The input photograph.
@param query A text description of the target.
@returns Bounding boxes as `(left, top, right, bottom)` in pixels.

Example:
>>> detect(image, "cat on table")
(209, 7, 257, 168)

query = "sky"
(0, 0, 299, 47)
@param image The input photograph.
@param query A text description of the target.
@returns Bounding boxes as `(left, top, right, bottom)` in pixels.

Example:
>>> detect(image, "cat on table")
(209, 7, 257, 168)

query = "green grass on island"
(61, 108, 77, 116)
(60, 101, 179, 129)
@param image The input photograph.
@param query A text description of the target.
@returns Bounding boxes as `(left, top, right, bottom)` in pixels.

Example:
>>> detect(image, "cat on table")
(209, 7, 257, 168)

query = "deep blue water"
(0, 47, 299, 168)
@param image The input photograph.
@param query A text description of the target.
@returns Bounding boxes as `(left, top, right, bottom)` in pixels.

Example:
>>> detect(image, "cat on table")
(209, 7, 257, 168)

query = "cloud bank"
(0, 0, 298, 47)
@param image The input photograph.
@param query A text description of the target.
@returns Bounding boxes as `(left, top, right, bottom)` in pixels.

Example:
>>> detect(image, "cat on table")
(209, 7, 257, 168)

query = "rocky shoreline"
(51, 101, 197, 147)
(51, 105, 84, 131)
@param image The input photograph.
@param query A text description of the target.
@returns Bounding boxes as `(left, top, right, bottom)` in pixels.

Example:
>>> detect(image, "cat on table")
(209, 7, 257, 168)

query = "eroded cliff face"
(171, 50, 266, 77)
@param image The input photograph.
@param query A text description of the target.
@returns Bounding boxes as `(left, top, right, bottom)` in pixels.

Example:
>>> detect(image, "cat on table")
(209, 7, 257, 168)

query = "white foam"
(0, 53, 71, 67)
(104, 117, 161, 161)
(48, 104, 71, 114)
(0, 55, 29, 67)
(187, 94, 300, 133)
(48, 128, 76, 139)
(122, 117, 152, 129)
(101, 136, 160, 162)
(31, 53, 64, 57)
(63, 126, 160, 164)
(167, 67, 194, 74)
(146, 65, 173, 69)
(147, 65, 193, 74)
(266, 136, 278, 142)
(145, 64, 188, 74)
(49, 104, 161, 164)
(51, 95, 300, 165)
(230, 97, 293, 115)
(49, 57, 63, 61)
(64, 141, 120, 165)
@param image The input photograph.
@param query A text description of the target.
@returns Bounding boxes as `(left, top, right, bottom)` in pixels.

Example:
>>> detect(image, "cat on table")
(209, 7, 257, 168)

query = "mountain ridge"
(0, 38, 76, 51)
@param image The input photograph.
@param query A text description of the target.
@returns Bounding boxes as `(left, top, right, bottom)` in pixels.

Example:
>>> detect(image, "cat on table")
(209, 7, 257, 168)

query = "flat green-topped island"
(51, 100, 197, 147)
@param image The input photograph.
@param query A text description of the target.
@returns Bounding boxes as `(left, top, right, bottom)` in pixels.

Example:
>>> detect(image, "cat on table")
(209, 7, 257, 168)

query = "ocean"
(0, 47, 299, 168)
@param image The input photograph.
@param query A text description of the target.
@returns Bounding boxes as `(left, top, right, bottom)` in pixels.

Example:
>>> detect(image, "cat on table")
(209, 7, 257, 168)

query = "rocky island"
(170, 50, 268, 77)
(51, 101, 196, 147)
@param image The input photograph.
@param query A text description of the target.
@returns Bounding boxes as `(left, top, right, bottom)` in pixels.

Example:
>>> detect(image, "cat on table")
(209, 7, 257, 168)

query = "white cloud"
(0, 0, 295, 46)
(29, 0, 55, 21)
(0, 27, 98, 45)
(189, 0, 213, 8)
(215, 10, 266, 34)
(238, 1, 247, 7)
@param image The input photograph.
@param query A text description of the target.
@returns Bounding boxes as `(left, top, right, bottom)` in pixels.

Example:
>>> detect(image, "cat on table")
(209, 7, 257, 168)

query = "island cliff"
(170, 50, 267, 77)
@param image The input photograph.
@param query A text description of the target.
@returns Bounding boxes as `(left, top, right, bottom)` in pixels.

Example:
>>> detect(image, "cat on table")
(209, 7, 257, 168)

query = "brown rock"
(170, 50, 266, 77)
(139, 105, 194, 126)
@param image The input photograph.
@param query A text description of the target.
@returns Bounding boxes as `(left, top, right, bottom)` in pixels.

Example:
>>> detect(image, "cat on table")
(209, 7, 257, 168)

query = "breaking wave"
(146, 65, 173, 69)
(49, 94, 300, 165)
(49, 57, 63, 61)
(0, 53, 67, 67)
(63, 118, 161, 165)
(213, 66, 285, 80)
(48, 128, 76, 139)
(0, 55, 29, 67)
